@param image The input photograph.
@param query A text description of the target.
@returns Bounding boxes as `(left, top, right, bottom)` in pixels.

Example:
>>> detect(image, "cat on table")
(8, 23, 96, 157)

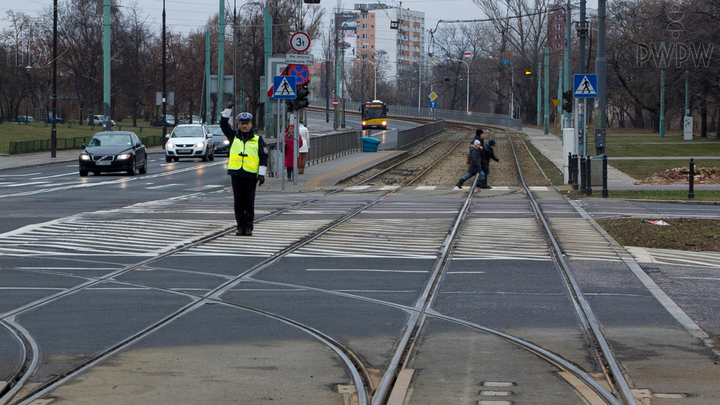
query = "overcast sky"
(1, 0, 490, 35)
(1, 0, 599, 41)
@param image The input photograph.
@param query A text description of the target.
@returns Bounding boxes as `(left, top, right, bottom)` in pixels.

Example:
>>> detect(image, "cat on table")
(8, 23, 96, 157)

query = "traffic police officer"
(220, 103, 268, 236)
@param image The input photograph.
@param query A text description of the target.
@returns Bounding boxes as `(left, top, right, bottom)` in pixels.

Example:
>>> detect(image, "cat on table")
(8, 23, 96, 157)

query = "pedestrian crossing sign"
(573, 74, 597, 98)
(273, 75, 296, 99)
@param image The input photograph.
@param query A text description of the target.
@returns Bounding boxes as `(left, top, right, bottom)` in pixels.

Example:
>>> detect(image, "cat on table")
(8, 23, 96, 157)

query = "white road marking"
(0, 181, 49, 187)
(346, 186, 370, 191)
(146, 183, 182, 189)
(305, 268, 428, 273)
(415, 186, 436, 190)
(32, 172, 77, 179)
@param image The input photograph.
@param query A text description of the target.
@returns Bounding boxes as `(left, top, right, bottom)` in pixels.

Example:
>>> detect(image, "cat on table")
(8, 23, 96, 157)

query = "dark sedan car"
(207, 125, 230, 156)
(79, 131, 147, 176)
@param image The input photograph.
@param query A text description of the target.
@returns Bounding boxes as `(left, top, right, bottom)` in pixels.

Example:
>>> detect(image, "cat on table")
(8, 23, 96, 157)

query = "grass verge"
(0, 122, 165, 154)
(566, 189, 720, 201)
(522, 139, 565, 186)
(596, 218, 720, 252)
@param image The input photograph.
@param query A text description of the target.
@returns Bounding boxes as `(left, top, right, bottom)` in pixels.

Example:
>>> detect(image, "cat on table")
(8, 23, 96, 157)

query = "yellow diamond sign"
(429, 92, 438, 101)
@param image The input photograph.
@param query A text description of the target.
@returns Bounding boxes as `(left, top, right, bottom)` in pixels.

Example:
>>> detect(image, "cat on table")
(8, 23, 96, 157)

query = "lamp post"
(358, 59, 378, 101)
(449, 58, 469, 114)
(402, 59, 421, 114)
(25, 66, 32, 125)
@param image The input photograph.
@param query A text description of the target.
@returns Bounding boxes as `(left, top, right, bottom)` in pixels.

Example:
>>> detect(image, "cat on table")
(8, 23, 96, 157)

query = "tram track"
(0, 122, 638, 405)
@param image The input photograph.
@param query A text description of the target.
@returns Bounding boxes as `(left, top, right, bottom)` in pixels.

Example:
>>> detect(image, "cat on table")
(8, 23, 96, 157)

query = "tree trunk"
(701, 97, 707, 138)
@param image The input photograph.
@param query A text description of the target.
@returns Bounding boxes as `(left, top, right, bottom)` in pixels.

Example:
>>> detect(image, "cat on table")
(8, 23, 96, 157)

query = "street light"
(401, 58, 421, 114)
(448, 58, 470, 114)
(358, 59, 378, 100)
(25, 66, 32, 125)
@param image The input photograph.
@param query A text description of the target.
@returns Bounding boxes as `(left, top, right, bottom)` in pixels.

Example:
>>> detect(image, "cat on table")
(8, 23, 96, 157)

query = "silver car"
(164, 124, 214, 162)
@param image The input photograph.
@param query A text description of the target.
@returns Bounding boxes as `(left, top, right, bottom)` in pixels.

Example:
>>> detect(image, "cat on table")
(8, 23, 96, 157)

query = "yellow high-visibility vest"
(228, 135, 260, 173)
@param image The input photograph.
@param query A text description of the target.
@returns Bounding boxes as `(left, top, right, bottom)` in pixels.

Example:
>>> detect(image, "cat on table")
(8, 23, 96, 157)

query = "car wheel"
(209, 150, 215, 161)
(166, 155, 172, 163)
(202, 149, 209, 162)
(79, 169, 88, 177)
(127, 159, 136, 176)
(173, 157, 179, 162)
(139, 157, 148, 174)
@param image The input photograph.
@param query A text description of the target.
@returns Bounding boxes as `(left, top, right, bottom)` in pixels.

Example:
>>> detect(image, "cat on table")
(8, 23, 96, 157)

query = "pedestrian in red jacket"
(284, 124, 303, 180)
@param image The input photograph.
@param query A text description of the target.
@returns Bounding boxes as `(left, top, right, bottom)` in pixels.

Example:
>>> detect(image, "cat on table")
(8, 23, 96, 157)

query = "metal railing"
(8, 135, 164, 155)
(310, 98, 522, 130)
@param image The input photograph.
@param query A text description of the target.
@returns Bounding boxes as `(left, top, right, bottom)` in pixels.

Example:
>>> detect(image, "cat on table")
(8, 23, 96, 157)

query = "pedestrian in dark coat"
(456, 140, 484, 189)
(479, 139, 501, 189)
(472, 128, 485, 148)
(284, 124, 303, 180)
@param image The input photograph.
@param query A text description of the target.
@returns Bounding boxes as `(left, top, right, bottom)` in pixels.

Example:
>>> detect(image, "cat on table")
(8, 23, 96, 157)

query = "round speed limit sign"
(290, 31, 311, 53)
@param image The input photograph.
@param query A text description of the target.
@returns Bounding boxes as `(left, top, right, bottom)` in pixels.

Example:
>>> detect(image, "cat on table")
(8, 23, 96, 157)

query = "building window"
(362, 34, 368, 39)
(362, 24, 368, 29)
(371, 45, 374, 49)
(362, 13, 367, 19)
(371, 25, 374, 28)
(371, 15, 374, 18)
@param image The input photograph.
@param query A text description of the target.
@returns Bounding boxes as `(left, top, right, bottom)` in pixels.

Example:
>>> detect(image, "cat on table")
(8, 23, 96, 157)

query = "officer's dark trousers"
(231, 175, 256, 232)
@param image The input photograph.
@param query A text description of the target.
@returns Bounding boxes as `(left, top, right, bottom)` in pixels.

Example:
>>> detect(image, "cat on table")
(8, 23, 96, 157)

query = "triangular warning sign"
(276, 77, 295, 96)
(576, 76, 596, 95)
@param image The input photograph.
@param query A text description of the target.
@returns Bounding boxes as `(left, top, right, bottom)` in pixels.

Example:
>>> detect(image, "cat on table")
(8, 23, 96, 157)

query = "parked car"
(192, 115, 203, 124)
(87, 115, 116, 126)
(78, 131, 147, 176)
(15, 115, 35, 123)
(207, 125, 230, 156)
(151, 115, 176, 127)
(165, 124, 214, 162)
(47, 113, 64, 123)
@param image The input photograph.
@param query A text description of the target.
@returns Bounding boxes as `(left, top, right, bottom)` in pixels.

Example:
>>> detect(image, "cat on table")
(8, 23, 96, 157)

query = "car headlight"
(80, 154, 91, 161)
(166, 142, 175, 148)
(195, 141, 205, 148)
(382, 121, 387, 126)
(362, 121, 366, 125)
(222, 140, 230, 145)
(116, 154, 131, 160)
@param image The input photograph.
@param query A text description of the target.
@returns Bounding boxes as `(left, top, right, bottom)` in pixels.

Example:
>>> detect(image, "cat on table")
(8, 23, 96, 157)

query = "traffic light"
(562, 90, 573, 113)
(294, 84, 310, 110)
(286, 99, 294, 113)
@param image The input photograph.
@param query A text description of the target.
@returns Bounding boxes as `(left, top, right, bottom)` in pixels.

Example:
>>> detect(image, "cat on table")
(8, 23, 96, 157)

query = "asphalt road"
(1, 146, 719, 404)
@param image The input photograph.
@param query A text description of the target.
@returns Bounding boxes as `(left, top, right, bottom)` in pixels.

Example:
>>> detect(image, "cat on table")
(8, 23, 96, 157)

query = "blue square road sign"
(273, 75, 296, 99)
(574, 74, 597, 98)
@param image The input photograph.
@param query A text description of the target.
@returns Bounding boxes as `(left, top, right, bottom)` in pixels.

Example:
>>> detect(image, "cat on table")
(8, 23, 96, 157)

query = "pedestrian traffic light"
(303, 0, 321, 3)
(286, 99, 294, 113)
(294, 84, 310, 110)
(562, 90, 573, 113)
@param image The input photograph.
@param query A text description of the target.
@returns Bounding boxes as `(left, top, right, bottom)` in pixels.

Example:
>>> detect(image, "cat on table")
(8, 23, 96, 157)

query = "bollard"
(602, 154, 608, 198)
(580, 155, 586, 192)
(568, 153, 573, 185)
(586, 155, 593, 196)
(572, 154, 579, 190)
(688, 158, 695, 199)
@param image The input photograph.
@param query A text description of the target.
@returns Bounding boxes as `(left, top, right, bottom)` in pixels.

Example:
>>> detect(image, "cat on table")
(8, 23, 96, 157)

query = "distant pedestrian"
(284, 124, 303, 180)
(473, 128, 485, 148)
(479, 139, 501, 189)
(456, 140, 484, 189)
(220, 104, 268, 236)
(298, 121, 309, 174)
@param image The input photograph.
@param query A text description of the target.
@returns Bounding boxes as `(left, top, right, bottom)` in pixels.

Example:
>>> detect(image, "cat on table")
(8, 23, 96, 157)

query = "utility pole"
(205, 31, 211, 124)
(536, 61, 542, 126)
(103, 0, 111, 131)
(218, 0, 225, 122)
(51, 0, 57, 157)
(595, 0, 607, 154)
(264, 6, 272, 136)
(162, 0, 167, 139)
(563, 0, 571, 128)
(578, 0, 588, 155)
(544, 47, 549, 134)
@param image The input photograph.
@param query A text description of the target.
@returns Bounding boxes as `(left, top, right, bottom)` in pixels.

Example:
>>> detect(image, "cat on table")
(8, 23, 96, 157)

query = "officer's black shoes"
(235, 229, 253, 236)
(455, 181, 463, 189)
(245, 230, 253, 236)
(236, 230, 244, 236)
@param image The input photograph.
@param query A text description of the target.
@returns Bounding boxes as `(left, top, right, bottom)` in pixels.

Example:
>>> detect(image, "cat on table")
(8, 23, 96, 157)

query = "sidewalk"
(522, 127, 720, 191)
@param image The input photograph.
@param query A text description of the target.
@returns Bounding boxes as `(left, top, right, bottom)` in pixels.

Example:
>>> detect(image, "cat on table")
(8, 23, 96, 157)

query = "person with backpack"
(456, 140, 484, 189)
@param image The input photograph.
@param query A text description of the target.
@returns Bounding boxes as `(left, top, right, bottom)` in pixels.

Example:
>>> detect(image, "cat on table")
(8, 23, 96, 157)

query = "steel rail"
(506, 132, 636, 405)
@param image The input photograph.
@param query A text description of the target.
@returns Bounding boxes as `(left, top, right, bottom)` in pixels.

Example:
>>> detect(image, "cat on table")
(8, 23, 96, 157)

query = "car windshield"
(207, 126, 225, 138)
(88, 134, 132, 147)
(171, 126, 204, 138)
